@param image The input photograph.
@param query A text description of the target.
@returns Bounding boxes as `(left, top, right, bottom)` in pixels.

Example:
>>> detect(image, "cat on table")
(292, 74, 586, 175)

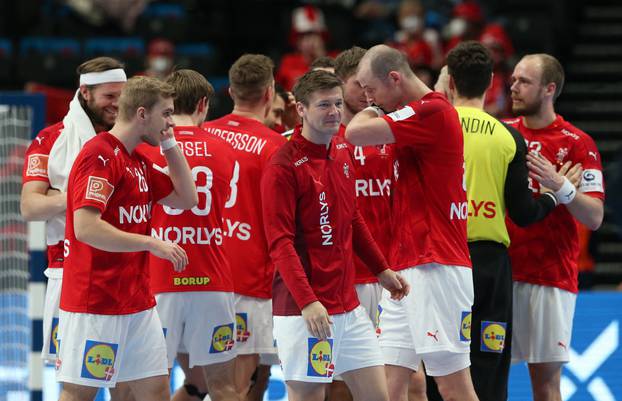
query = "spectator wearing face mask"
(143, 38, 176, 81)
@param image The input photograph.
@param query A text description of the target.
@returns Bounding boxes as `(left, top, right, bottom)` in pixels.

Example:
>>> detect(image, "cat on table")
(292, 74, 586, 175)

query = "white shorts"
(273, 306, 383, 383)
(378, 264, 473, 376)
(511, 282, 577, 364)
(355, 282, 382, 327)
(156, 291, 237, 369)
(42, 269, 62, 362)
(56, 308, 168, 388)
(235, 295, 277, 355)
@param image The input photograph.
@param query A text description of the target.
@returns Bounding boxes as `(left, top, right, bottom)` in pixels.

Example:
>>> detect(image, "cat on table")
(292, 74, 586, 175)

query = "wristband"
(364, 105, 384, 117)
(160, 137, 177, 152)
(554, 177, 576, 205)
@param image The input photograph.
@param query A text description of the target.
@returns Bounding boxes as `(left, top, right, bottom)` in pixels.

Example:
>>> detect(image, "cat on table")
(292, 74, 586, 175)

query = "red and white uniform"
(382, 92, 471, 270)
(202, 114, 287, 298)
(262, 128, 389, 316)
(61, 132, 173, 315)
(336, 125, 393, 285)
(505, 115, 605, 293)
(22, 122, 65, 270)
(140, 126, 235, 294)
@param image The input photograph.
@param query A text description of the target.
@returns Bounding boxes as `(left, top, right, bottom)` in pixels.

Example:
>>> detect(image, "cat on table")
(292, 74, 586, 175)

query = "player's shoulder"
(502, 117, 521, 128)
(386, 92, 451, 122)
(269, 135, 299, 166)
(30, 121, 64, 148)
(557, 118, 594, 144)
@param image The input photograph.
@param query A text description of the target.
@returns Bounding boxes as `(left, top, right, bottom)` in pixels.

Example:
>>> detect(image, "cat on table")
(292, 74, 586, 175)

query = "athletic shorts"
(511, 282, 576, 364)
(56, 308, 168, 388)
(235, 295, 277, 355)
(274, 306, 383, 383)
(355, 282, 382, 328)
(156, 291, 237, 369)
(378, 264, 473, 376)
(42, 268, 62, 362)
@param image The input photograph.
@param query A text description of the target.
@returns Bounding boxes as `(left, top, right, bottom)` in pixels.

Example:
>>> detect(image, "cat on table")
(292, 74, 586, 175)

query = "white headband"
(79, 69, 127, 86)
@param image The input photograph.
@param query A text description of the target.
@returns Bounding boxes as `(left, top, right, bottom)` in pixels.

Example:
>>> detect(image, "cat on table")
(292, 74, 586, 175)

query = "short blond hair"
(117, 76, 176, 122)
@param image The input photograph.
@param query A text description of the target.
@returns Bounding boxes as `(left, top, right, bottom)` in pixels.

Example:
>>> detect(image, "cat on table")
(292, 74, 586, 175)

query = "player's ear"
(136, 106, 147, 121)
(295, 101, 305, 118)
(79, 85, 90, 101)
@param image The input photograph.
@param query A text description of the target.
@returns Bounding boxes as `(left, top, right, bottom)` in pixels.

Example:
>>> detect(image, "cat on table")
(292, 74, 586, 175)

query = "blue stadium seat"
(83, 37, 145, 76)
(176, 43, 220, 77)
(137, 3, 187, 41)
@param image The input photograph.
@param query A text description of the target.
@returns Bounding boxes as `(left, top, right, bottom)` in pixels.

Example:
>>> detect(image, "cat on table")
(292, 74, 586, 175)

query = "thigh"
(334, 307, 384, 377)
(341, 365, 388, 401)
(126, 375, 169, 401)
(286, 380, 327, 401)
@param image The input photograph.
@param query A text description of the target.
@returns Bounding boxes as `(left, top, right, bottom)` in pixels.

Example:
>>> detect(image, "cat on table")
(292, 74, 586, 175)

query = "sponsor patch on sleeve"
(85, 176, 115, 205)
(579, 169, 604, 193)
(387, 106, 415, 122)
(26, 154, 49, 177)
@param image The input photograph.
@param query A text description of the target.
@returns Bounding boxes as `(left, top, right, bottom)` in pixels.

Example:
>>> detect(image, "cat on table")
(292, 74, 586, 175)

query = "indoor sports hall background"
(1, 0, 621, 400)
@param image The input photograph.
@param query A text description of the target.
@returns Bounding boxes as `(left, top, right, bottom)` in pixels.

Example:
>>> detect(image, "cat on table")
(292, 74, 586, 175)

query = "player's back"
(202, 114, 287, 298)
(138, 126, 236, 295)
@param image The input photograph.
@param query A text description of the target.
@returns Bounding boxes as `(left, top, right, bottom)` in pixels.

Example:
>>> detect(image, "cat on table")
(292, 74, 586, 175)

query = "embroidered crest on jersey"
(114, 146, 120, 156)
(27, 154, 49, 177)
(85, 176, 115, 205)
(307, 338, 334, 377)
(343, 163, 350, 178)
(393, 160, 400, 181)
(80, 340, 118, 381)
(387, 106, 415, 122)
(555, 147, 568, 163)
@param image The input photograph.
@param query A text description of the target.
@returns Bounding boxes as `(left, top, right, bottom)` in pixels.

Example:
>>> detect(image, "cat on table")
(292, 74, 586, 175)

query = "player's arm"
(345, 107, 396, 146)
(503, 125, 557, 227)
(261, 164, 332, 339)
(527, 152, 603, 230)
(73, 206, 187, 271)
(352, 209, 409, 300)
(20, 181, 66, 221)
(157, 130, 198, 210)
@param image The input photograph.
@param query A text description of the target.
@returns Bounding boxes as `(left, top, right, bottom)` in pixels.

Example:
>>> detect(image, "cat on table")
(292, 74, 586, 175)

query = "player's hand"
(526, 152, 566, 191)
(559, 160, 583, 188)
(282, 92, 300, 130)
(302, 301, 333, 340)
(377, 269, 410, 300)
(148, 238, 188, 272)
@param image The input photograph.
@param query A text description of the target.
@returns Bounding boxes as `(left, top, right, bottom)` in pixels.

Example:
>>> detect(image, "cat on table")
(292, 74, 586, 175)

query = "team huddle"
(21, 41, 605, 401)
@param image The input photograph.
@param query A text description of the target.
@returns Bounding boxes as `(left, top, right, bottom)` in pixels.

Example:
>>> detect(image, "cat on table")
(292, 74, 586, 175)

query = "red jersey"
(382, 92, 471, 270)
(61, 133, 173, 315)
(504, 115, 605, 293)
(139, 126, 236, 294)
(262, 129, 389, 316)
(337, 125, 393, 284)
(22, 122, 65, 269)
(202, 114, 287, 298)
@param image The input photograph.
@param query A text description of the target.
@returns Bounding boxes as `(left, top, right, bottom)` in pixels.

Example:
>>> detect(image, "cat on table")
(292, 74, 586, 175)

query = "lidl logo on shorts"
(49, 317, 60, 354)
(480, 321, 506, 353)
(80, 340, 118, 381)
(209, 323, 235, 353)
(307, 338, 334, 378)
(236, 313, 251, 342)
(460, 311, 472, 342)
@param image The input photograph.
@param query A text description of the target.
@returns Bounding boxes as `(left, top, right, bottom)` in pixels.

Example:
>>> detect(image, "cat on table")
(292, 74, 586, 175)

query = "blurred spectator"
(443, 0, 486, 53)
(481, 24, 514, 117)
(143, 38, 175, 80)
(389, 0, 443, 70)
(276, 5, 335, 90)
(310, 56, 336, 73)
(353, 0, 400, 47)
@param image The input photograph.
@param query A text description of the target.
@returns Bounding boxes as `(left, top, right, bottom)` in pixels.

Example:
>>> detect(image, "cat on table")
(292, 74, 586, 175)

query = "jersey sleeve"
(573, 134, 605, 199)
(71, 148, 118, 214)
(504, 124, 557, 227)
(352, 208, 390, 275)
(382, 102, 442, 148)
(261, 163, 318, 310)
(22, 131, 53, 184)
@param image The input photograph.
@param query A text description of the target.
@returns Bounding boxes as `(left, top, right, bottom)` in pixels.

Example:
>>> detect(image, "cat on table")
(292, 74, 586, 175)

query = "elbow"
(585, 214, 603, 231)
(344, 125, 363, 146)
(186, 191, 199, 210)
(74, 223, 89, 244)
(20, 203, 35, 221)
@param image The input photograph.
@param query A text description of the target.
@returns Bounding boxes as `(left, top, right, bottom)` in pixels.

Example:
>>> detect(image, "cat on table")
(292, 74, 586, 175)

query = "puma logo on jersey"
(35, 136, 45, 144)
(588, 151, 598, 160)
(427, 330, 439, 342)
(98, 155, 109, 166)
